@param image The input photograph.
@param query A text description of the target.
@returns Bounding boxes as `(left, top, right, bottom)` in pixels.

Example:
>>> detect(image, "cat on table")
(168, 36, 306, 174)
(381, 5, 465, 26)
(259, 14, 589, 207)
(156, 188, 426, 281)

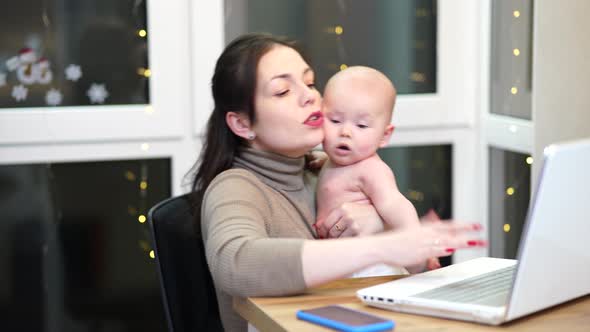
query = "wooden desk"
(234, 276, 590, 332)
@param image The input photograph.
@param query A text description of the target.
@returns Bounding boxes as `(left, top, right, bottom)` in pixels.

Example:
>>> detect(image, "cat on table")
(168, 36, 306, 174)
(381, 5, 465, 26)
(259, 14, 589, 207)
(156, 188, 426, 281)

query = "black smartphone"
(296, 305, 394, 332)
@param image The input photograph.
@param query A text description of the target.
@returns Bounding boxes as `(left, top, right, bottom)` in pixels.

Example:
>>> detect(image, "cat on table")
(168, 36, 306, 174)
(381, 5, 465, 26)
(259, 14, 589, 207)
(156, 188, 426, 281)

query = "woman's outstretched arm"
(302, 222, 484, 287)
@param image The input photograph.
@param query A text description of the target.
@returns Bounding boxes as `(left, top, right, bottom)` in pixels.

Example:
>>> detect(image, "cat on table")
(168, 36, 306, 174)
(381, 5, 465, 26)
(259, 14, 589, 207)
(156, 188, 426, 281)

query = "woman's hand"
(315, 202, 385, 239)
(419, 209, 444, 271)
(376, 221, 485, 267)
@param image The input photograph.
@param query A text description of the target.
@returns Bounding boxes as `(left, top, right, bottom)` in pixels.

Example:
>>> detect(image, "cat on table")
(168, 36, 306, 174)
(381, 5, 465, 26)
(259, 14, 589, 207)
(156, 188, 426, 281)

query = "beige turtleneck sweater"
(201, 147, 318, 331)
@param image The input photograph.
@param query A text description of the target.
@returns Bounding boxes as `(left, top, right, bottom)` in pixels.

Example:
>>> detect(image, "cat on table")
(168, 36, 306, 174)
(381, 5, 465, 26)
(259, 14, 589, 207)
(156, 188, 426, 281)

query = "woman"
(191, 33, 484, 331)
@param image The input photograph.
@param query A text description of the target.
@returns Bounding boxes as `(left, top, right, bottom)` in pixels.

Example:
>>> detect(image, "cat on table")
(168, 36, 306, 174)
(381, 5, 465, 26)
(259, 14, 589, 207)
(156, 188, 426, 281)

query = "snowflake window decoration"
(65, 64, 82, 82)
(45, 88, 63, 106)
(87, 83, 109, 104)
(11, 84, 28, 102)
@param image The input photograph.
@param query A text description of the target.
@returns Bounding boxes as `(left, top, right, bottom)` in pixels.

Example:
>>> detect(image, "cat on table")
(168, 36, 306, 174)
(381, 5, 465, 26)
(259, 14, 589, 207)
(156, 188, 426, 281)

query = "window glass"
(490, 0, 533, 119)
(488, 148, 531, 259)
(378, 144, 452, 264)
(0, 0, 149, 109)
(0, 158, 169, 331)
(225, 0, 437, 94)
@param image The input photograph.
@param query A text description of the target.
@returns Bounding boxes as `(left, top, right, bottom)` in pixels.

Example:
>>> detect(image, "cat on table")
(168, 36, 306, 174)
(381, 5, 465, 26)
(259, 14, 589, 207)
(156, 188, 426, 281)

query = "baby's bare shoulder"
(359, 155, 390, 170)
(356, 156, 394, 181)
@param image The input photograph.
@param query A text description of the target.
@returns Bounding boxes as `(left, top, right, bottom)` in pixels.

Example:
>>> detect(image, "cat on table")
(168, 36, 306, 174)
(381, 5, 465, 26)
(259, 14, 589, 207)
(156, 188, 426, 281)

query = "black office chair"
(148, 194, 223, 332)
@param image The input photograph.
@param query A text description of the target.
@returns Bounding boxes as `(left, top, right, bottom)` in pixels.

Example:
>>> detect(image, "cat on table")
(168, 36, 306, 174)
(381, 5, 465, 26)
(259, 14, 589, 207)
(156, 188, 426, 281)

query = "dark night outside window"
(0, 158, 170, 331)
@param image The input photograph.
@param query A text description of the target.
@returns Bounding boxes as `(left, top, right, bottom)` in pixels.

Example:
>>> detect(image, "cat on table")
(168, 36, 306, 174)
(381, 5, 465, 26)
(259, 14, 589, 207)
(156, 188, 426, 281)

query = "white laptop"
(358, 138, 590, 325)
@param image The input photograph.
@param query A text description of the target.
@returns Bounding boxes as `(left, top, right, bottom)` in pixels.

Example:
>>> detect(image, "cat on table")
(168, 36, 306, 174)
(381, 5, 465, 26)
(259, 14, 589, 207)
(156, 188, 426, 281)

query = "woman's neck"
(233, 146, 306, 191)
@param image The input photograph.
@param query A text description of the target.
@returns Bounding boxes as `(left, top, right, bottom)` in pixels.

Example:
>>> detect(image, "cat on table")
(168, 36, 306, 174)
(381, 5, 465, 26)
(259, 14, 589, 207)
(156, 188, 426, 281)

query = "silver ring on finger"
(335, 223, 343, 231)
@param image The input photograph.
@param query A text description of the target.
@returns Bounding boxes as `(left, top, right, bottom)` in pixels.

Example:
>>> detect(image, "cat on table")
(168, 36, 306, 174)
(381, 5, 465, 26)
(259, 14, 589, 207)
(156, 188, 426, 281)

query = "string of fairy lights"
(130, 2, 154, 260)
(329, 3, 431, 86)
(501, 4, 533, 236)
(126, 161, 155, 260)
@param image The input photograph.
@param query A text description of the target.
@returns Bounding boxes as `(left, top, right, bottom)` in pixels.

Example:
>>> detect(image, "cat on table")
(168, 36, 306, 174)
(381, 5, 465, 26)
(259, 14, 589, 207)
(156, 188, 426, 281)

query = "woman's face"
(251, 45, 324, 158)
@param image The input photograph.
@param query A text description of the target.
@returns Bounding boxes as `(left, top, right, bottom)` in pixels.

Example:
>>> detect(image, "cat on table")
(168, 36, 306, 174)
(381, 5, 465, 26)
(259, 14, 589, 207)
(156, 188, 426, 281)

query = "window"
(483, 0, 534, 258)
(0, 0, 187, 144)
(217, 0, 475, 130)
(379, 144, 453, 266)
(488, 148, 531, 259)
(0, 158, 170, 331)
(225, 0, 436, 94)
(0, 0, 149, 109)
(379, 145, 452, 219)
(490, 0, 533, 120)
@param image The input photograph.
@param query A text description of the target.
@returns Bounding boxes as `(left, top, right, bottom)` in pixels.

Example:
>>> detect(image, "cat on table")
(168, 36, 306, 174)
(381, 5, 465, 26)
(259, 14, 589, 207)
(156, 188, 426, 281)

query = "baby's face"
(322, 88, 392, 166)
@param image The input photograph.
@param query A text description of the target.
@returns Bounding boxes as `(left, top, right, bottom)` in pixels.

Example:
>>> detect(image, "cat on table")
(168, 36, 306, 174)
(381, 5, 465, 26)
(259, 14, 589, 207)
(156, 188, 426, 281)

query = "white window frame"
(191, 1, 224, 138)
(475, 0, 534, 260)
(394, 1, 478, 129)
(0, 0, 190, 145)
(192, 1, 480, 135)
(0, 1, 522, 249)
(0, 0, 197, 196)
(391, 1, 484, 262)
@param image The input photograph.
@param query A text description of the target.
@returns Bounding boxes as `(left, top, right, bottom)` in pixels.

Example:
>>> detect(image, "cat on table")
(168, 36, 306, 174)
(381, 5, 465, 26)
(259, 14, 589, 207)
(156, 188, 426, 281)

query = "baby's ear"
(379, 124, 395, 148)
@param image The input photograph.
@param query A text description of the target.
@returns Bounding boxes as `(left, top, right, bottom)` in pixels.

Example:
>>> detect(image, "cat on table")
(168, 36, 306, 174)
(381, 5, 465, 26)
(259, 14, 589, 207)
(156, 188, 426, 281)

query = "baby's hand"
(421, 208, 441, 222)
(304, 150, 328, 173)
(426, 257, 441, 270)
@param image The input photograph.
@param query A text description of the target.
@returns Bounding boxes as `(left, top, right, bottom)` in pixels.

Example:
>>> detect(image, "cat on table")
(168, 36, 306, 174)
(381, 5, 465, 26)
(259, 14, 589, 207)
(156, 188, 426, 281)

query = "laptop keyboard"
(412, 265, 516, 307)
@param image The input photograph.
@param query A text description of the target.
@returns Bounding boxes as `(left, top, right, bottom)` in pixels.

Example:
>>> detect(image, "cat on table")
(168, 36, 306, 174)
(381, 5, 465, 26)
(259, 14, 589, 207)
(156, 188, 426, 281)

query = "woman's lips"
(303, 111, 324, 127)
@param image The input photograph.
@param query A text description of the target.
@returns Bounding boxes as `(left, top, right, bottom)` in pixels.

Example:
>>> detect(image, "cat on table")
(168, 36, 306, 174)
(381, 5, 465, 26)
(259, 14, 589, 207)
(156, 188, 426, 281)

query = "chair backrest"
(148, 194, 223, 332)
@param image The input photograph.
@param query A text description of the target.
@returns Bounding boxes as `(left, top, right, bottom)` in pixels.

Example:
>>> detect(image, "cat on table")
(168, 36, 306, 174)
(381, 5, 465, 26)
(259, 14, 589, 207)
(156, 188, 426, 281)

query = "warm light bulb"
(125, 170, 136, 181)
(138, 29, 147, 37)
(513, 10, 521, 18)
(513, 48, 520, 56)
(526, 156, 533, 165)
(410, 72, 426, 83)
(506, 187, 515, 196)
(334, 26, 343, 35)
(138, 215, 147, 223)
(149, 250, 155, 259)
(340, 64, 348, 71)
(137, 68, 151, 77)
(141, 143, 150, 151)
(503, 224, 511, 232)
(140, 181, 148, 190)
(139, 240, 149, 251)
(511, 87, 518, 95)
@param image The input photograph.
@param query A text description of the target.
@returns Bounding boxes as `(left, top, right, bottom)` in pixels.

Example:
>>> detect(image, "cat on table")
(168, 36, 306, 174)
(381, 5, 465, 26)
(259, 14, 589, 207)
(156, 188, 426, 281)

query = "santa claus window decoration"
(0, 0, 149, 108)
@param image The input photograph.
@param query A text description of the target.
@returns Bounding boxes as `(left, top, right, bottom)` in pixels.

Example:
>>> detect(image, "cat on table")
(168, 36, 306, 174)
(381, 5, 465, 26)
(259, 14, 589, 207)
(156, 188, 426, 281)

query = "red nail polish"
(445, 248, 455, 253)
(467, 240, 478, 246)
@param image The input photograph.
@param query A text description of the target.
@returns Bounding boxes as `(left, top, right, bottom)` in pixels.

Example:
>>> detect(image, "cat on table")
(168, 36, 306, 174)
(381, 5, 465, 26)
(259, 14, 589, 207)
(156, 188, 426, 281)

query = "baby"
(316, 66, 436, 276)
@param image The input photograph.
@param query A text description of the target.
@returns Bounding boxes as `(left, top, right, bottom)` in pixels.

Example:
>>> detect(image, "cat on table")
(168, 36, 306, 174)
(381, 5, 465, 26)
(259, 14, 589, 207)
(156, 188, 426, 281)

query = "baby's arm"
(360, 159, 420, 230)
(361, 160, 441, 273)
